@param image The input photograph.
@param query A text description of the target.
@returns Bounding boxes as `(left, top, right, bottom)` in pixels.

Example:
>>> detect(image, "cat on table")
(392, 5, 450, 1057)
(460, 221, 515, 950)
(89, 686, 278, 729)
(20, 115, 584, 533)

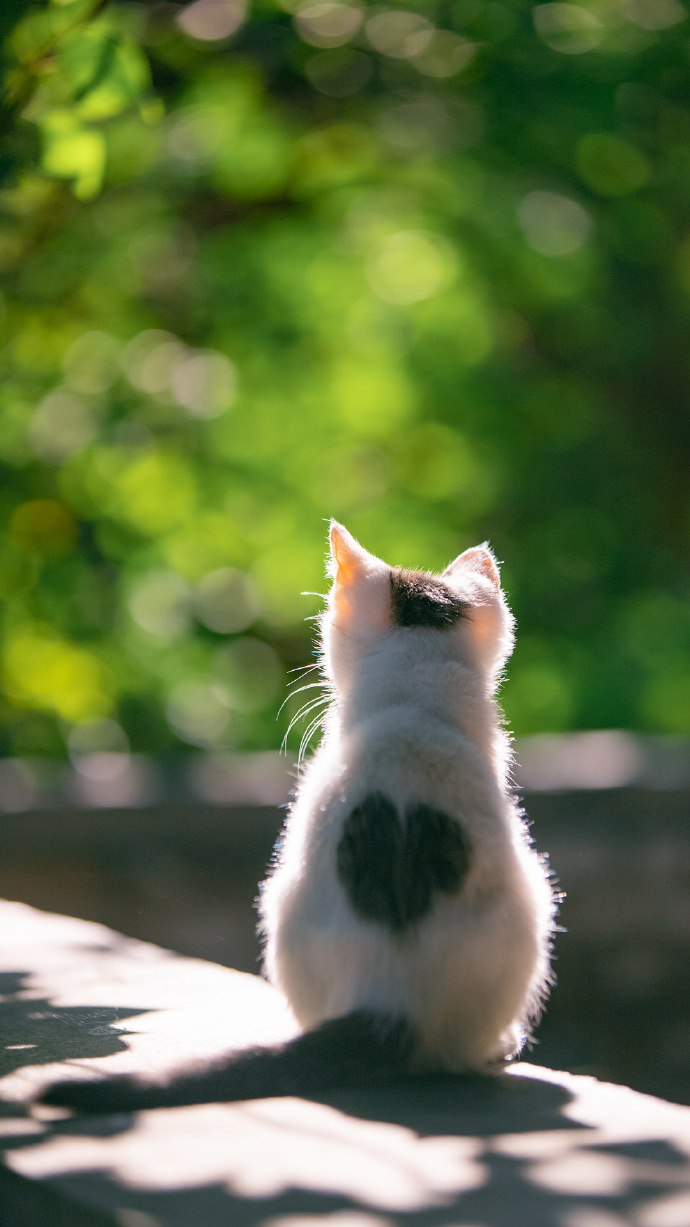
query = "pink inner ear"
(329, 523, 370, 622)
(445, 545, 500, 591)
(330, 526, 359, 581)
(328, 524, 391, 631)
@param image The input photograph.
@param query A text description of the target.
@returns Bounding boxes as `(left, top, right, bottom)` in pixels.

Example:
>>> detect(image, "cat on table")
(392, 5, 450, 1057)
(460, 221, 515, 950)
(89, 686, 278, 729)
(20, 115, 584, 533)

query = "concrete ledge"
(1, 900, 690, 1227)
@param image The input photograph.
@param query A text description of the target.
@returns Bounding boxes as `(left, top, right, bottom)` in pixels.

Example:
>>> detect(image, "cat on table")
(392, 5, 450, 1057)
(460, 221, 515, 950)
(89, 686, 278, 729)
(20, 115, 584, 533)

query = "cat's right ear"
(442, 543, 514, 677)
(442, 544, 500, 591)
(328, 522, 389, 632)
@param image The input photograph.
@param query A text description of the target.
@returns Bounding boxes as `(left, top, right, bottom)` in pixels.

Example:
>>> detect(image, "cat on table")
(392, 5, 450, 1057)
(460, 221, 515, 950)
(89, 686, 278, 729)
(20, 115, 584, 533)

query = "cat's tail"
(38, 1010, 416, 1115)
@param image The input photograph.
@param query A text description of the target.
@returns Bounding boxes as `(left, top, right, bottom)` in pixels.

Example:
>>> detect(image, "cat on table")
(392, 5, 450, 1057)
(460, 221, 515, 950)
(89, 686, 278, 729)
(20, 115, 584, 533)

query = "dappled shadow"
(3, 1069, 575, 1226)
(5, 1060, 690, 1226)
(1, 967, 689, 1227)
(0, 971, 148, 1084)
(315, 1067, 582, 1136)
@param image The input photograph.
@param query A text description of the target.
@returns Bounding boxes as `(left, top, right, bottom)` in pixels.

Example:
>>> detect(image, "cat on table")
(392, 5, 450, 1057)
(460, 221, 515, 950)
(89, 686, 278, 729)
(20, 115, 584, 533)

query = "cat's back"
(267, 701, 516, 942)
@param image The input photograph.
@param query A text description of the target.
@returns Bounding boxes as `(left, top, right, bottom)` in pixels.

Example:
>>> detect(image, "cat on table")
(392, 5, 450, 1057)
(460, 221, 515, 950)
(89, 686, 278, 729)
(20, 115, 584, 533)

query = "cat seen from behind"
(41, 524, 556, 1113)
(260, 522, 555, 1072)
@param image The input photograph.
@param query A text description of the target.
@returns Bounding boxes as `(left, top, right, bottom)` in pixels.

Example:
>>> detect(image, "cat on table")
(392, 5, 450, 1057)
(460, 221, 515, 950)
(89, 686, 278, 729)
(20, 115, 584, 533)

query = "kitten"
(41, 524, 555, 1113)
(259, 523, 555, 1071)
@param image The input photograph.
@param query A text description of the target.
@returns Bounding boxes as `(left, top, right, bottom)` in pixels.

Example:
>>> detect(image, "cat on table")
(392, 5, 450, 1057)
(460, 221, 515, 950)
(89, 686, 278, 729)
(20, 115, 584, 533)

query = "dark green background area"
(0, 0, 688, 759)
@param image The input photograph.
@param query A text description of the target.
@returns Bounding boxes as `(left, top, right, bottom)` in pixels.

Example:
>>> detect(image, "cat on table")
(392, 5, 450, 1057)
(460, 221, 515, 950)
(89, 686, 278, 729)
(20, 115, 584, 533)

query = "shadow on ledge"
(4, 1043, 690, 1226)
(4, 1068, 690, 1227)
(1, 901, 689, 1227)
(0, 971, 148, 1082)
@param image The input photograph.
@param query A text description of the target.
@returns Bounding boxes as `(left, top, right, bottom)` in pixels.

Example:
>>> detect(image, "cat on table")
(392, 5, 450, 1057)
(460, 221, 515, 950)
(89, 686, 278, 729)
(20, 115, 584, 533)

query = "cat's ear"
(329, 522, 367, 587)
(443, 543, 514, 677)
(443, 543, 500, 591)
(328, 522, 389, 631)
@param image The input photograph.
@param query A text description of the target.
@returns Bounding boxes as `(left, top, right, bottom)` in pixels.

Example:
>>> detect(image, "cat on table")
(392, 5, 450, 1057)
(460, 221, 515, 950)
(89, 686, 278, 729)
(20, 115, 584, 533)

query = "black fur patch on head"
(390, 569, 468, 629)
(337, 792, 471, 932)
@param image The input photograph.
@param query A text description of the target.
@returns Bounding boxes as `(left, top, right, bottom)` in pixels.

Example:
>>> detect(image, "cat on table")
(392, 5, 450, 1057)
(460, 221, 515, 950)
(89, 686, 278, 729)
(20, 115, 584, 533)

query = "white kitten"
(41, 523, 557, 1114)
(260, 522, 556, 1071)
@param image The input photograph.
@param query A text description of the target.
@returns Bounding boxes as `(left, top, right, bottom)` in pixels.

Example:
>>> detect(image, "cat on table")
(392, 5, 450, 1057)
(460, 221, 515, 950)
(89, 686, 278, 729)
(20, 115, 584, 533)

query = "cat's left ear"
(443, 543, 514, 676)
(328, 522, 389, 632)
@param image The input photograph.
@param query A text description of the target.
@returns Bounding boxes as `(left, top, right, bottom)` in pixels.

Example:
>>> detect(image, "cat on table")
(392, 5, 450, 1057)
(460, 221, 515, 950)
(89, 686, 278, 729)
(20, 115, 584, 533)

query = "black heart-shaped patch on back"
(336, 792, 471, 932)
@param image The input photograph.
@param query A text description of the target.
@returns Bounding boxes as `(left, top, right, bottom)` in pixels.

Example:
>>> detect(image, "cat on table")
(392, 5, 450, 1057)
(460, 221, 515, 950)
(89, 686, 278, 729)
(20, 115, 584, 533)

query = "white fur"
(259, 524, 556, 1071)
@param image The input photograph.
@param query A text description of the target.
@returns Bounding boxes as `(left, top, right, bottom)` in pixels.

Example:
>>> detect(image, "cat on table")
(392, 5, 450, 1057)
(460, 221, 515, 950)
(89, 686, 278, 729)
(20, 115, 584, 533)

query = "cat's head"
(323, 521, 514, 690)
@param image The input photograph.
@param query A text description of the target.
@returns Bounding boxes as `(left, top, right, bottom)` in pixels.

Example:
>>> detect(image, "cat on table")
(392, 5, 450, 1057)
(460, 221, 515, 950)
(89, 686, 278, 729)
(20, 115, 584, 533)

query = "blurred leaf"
(0, 0, 687, 754)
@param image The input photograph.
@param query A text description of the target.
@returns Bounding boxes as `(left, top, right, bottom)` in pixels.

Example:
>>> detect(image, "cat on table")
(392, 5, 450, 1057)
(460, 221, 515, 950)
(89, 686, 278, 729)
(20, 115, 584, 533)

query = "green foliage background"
(0, 0, 689, 759)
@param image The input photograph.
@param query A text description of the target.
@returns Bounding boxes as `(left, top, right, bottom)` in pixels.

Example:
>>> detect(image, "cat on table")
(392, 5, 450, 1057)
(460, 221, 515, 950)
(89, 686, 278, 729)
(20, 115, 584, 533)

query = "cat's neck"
(330, 633, 507, 782)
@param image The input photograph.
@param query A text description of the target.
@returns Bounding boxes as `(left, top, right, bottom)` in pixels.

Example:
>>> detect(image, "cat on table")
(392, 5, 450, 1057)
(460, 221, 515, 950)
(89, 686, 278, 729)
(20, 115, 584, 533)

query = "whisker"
(283, 708, 328, 757)
(280, 704, 327, 737)
(290, 694, 329, 726)
(277, 681, 326, 719)
(298, 712, 327, 766)
(305, 710, 326, 740)
(302, 711, 326, 750)
(279, 651, 332, 756)
(281, 695, 330, 752)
